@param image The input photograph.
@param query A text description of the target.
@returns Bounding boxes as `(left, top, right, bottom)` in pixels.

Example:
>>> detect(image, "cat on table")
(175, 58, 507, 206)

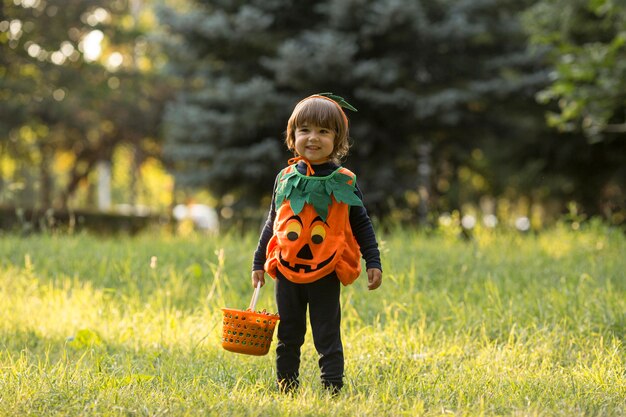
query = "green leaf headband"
(317, 92, 358, 112)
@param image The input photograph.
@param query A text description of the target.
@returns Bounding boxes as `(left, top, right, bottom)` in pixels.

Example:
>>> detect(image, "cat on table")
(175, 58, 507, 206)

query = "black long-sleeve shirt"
(252, 161, 382, 272)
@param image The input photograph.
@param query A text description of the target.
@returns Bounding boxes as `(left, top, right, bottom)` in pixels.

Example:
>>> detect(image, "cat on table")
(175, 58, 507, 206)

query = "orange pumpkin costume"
(264, 164, 363, 285)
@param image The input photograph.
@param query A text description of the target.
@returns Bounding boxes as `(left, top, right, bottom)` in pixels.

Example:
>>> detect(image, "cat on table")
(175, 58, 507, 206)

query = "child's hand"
(367, 268, 382, 290)
(251, 270, 266, 288)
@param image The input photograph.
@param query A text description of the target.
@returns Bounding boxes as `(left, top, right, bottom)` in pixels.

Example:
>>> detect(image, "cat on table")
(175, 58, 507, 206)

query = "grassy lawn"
(0, 223, 624, 416)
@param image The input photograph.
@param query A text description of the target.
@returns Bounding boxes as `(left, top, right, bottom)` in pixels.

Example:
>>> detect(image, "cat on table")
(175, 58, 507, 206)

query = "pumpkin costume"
(264, 164, 363, 286)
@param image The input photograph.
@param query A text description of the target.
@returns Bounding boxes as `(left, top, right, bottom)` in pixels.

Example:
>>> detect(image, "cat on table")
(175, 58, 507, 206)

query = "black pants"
(275, 272, 344, 389)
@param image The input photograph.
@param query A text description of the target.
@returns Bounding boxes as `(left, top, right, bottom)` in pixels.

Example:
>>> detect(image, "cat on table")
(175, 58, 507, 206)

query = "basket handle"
(248, 281, 261, 311)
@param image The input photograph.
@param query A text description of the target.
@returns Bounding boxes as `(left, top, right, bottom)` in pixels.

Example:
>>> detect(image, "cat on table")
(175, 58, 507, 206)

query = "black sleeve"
(350, 184, 382, 271)
(252, 175, 279, 271)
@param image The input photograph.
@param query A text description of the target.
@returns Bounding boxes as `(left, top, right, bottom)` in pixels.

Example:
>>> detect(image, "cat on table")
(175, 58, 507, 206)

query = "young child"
(251, 93, 383, 394)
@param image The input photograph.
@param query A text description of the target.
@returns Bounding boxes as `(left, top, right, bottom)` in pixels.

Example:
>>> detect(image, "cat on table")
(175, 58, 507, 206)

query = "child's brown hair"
(285, 95, 350, 164)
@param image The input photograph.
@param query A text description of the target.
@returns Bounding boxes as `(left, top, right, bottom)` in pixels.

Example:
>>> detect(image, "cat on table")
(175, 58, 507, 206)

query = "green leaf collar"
(275, 168, 363, 221)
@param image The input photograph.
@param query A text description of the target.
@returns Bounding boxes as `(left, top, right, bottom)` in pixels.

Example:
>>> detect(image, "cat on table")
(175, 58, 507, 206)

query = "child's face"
(294, 123, 335, 164)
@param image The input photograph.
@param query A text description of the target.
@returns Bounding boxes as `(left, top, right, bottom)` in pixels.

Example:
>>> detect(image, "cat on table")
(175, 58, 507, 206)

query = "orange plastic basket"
(221, 283, 279, 356)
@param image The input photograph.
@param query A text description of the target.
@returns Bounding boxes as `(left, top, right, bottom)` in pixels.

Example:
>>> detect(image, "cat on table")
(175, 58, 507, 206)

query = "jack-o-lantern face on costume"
(264, 166, 363, 285)
(274, 203, 344, 281)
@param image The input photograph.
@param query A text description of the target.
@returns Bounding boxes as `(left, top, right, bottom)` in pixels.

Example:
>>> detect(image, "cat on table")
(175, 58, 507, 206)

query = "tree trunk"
(39, 144, 53, 210)
(129, 144, 141, 207)
(97, 160, 112, 211)
(0, 143, 4, 205)
(61, 159, 94, 209)
(416, 142, 432, 226)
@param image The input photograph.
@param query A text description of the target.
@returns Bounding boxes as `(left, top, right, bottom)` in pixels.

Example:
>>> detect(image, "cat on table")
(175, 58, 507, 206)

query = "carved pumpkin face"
(274, 202, 348, 281)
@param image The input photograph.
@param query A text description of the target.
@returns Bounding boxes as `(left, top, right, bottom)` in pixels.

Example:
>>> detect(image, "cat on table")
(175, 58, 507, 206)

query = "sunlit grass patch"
(0, 225, 624, 416)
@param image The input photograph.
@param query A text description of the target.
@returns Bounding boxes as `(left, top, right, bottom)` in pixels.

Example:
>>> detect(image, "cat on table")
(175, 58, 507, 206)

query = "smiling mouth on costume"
(279, 252, 335, 273)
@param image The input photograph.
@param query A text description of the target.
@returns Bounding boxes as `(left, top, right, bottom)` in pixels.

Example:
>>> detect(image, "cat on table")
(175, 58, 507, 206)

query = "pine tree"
(159, 0, 550, 218)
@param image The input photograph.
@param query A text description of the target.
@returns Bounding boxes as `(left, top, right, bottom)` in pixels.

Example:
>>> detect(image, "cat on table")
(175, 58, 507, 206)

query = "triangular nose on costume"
(296, 244, 314, 260)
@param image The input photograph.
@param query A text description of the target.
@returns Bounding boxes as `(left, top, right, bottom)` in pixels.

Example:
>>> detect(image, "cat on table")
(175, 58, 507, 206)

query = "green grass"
(0, 223, 624, 416)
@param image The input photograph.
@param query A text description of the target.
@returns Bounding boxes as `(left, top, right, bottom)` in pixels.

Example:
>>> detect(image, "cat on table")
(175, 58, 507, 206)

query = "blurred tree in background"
(156, 1, 292, 221)
(524, 0, 626, 140)
(1, 0, 624, 229)
(159, 0, 553, 224)
(522, 0, 626, 223)
(0, 0, 170, 211)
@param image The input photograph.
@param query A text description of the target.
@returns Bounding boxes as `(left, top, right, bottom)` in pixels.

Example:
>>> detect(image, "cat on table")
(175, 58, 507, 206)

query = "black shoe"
(277, 377, 299, 394)
(322, 380, 343, 396)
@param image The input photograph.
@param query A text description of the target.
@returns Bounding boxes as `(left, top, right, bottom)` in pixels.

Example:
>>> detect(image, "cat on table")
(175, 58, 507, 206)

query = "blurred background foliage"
(0, 0, 624, 232)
